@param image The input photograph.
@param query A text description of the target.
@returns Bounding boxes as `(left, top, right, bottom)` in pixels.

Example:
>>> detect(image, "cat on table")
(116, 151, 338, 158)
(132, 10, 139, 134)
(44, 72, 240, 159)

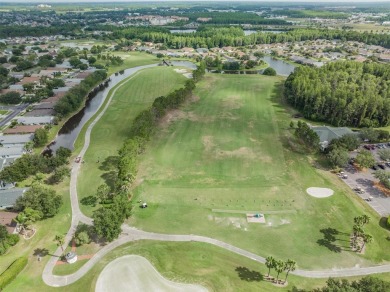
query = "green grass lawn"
(129, 73, 390, 269)
(7, 240, 390, 292)
(99, 51, 159, 76)
(0, 178, 71, 289)
(77, 66, 188, 217)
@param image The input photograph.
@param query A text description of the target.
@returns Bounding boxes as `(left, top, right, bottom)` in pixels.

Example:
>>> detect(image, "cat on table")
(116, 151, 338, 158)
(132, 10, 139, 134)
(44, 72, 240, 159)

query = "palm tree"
(284, 259, 297, 283)
(352, 224, 364, 249)
(353, 225, 364, 238)
(354, 216, 363, 227)
(360, 233, 373, 252)
(14, 212, 28, 234)
(265, 256, 276, 278)
(274, 260, 285, 284)
(54, 234, 65, 254)
(14, 208, 42, 235)
(361, 215, 370, 226)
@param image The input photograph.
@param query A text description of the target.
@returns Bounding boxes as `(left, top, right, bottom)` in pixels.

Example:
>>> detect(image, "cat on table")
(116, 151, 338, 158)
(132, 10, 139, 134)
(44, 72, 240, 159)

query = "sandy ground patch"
(216, 147, 256, 159)
(202, 136, 215, 152)
(95, 255, 208, 292)
(306, 187, 334, 198)
(221, 96, 243, 110)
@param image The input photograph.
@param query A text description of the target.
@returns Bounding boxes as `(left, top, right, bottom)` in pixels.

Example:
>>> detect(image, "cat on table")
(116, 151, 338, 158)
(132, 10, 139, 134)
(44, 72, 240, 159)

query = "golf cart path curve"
(42, 64, 390, 288)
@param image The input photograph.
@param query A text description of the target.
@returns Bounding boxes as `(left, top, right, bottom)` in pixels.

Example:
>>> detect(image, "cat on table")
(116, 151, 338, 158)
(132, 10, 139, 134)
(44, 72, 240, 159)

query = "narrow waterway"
(48, 61, 196, 153)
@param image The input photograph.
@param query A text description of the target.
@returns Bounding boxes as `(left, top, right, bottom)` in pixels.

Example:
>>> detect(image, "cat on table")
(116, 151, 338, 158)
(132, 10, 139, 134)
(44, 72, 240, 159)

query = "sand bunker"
(96, 255, 207, 292)
(306, 187, 334, 198)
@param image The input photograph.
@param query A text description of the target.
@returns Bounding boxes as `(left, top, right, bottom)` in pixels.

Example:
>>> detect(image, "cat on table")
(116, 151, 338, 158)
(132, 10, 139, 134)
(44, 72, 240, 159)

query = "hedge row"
(0, 256, 28, 290)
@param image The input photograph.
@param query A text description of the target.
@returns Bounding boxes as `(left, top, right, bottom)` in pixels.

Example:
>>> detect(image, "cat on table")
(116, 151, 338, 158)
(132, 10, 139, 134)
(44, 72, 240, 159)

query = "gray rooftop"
(0, 134, 33, 145)
(53, 87, 70, 93)
(0, 146, 25, 157)
(33, 103, 55, 110)
(0, 188, 27, 209)
(311, 126, 355, 143)
(16, 116, 54, 125)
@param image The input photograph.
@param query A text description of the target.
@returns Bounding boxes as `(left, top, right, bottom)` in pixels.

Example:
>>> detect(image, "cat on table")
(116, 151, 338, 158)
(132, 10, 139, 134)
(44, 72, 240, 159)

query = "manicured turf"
(101, 51, 159, 75)
(130, 73, 390, 269)
(77, 66, 188, 216)
(0, 178, 71, 290)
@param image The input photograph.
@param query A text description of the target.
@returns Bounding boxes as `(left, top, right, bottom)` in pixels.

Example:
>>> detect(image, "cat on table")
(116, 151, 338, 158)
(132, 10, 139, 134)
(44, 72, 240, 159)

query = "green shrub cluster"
(0, 257, 28, 290)
(55, 70, 107, 117)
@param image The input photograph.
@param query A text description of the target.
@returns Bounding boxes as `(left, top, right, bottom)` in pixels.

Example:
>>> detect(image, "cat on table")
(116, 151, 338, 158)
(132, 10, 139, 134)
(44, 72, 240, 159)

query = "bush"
(388, 216, 390, 228)
(0, 91, 22, 104)
(5, 234, 19, 246)
(263, 67, 277, 76)
(0, 257, 28, 290)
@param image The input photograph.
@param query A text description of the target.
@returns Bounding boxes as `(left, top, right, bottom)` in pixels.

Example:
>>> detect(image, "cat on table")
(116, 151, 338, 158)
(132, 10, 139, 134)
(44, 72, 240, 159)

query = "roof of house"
(44, 92, 66, 103)
(8, 84, 24, 90)
(0, 211, 18, 233)
(0, 134, 33, 145)
(53, 87, 71, 93)
(0, 188, 27, 209)
(33, 102, 55, 110)
(17, 76, 40, 85)
(0, 89, 25, 96)
(0, 146, 25, 157)
(25, 109, 55, 117)
(4, 125, 43, 134)
(311, 126, 354, 143)
(16, 116, 54, 125)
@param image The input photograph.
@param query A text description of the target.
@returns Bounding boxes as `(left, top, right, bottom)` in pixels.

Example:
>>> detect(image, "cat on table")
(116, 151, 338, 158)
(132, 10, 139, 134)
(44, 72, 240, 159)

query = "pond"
(261, 56, 296, 76)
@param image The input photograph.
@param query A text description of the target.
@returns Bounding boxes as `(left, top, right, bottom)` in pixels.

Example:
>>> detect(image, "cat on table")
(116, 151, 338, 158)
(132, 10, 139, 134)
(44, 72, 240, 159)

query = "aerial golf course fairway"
(129, 73, 390, 269)
(66, 71, 390, 292)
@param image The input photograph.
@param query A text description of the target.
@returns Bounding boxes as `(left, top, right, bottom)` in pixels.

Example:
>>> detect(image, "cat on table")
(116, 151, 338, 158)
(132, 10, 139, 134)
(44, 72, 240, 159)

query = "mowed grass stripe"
(141, 74, 287, 186)
(77, 67, 187, 217)
(132, 74, 390, 269)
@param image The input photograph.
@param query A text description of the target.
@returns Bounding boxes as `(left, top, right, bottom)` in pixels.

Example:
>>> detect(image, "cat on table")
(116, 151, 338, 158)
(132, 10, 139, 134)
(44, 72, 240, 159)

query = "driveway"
(340, 146, 390, 217)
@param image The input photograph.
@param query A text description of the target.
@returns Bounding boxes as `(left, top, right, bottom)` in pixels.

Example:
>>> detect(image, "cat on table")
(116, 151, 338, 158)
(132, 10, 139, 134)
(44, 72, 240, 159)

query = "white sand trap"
(95, 255, 208, 292)
(306, 187, 334, 198)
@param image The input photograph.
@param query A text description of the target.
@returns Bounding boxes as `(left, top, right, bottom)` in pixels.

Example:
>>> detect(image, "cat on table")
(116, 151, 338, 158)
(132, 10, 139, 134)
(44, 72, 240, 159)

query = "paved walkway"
(42, 66, 390, 288)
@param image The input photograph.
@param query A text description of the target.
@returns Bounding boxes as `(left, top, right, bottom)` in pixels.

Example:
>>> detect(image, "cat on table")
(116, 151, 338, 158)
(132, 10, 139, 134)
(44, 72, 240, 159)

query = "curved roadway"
(42, 65, 390, 287)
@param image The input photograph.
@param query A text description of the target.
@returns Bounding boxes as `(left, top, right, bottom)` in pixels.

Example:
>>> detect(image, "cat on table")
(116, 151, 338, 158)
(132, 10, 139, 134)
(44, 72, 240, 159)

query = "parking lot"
(338, 143, 390, 217)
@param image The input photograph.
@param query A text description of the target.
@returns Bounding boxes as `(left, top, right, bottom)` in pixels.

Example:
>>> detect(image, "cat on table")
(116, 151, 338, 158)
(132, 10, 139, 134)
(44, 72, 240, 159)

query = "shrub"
(0, 257, 28, 290)
(5, 234, 19, 246)
(263, 67, 277, 76)
(388, 216, 390, 228)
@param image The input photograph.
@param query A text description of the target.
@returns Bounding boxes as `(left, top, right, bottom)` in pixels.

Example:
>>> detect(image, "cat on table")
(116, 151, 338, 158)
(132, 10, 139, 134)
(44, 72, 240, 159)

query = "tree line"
(102, 27, 390, 49)
(285, 61, 390, 128)
(291, 276, 390, 292)
(92, 62, 206, 242)
(54, 70, 107, 118)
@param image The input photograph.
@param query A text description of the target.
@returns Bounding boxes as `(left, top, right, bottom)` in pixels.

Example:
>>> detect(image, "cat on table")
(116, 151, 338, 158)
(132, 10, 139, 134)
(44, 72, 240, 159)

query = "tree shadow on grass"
(80, 195, 98, 207)
(99, 156, 119, 172)
(235, 266, 263, 282)
(317, 228, 350, 253)
(33, 248, 49, 257)
(100, 171, 117, 190)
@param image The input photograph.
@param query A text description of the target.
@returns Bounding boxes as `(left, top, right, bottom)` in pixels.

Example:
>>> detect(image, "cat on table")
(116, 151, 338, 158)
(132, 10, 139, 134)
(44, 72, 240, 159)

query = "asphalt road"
(0, 103, 29, 127)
